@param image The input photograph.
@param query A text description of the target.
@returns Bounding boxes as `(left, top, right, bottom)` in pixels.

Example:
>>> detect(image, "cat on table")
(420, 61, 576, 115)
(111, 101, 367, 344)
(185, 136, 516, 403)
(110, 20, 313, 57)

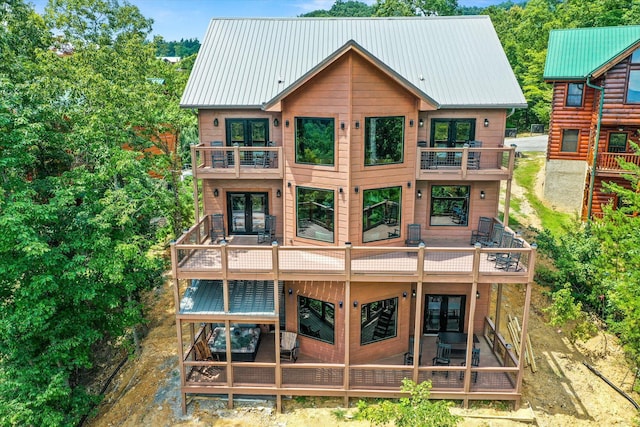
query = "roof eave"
(442, 103, 528, 109)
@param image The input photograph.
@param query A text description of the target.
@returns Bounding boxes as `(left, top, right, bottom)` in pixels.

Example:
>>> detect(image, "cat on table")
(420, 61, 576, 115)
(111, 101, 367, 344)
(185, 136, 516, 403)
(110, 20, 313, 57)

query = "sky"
(30, 0, 506, 42)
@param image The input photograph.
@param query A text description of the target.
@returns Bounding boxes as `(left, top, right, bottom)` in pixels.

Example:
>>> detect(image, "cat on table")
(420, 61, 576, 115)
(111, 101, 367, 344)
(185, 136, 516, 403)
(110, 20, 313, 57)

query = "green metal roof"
(544, 25, 640, 80)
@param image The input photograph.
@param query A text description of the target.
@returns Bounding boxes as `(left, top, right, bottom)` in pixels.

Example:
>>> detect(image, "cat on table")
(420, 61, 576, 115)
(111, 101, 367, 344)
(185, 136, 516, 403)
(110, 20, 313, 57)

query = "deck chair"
(460, 347, 480, 382)
(280, 331, 299, 362)
(210, 140, 226, 168)
(194, 339, 221, 378)
(495, 237, 524, 271)
(403, 335, 422, 365)
(489, 231, 514, 261)
(478, 223, 504, 248)
(467, 140, 482, 169)
(257, 214, 276, 244)
(405, 223, 424, 247)
(432, 342, 452, 377)
(210, 213, 225, 243)
(470, 216, 493, 245)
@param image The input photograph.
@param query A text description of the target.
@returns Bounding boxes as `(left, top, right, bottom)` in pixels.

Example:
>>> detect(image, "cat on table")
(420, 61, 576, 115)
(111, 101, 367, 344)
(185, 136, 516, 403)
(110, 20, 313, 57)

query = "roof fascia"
(262, 39, 439, 112)
(591, 39, 640, 79)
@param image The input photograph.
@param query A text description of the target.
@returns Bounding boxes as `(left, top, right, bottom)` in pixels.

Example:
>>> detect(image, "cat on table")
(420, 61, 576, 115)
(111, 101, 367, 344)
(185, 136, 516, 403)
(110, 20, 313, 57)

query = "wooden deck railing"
(596, 152, 640, 171)
(172, 217, 535, 285)
(416, 146, 515, 180)
(192, 144, 283, 179)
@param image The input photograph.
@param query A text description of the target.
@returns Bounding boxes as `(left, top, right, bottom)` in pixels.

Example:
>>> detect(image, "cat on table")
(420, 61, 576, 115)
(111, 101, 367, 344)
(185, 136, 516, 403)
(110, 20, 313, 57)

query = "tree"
(354, 379, 462, 426)
(301, 0, 374, 17)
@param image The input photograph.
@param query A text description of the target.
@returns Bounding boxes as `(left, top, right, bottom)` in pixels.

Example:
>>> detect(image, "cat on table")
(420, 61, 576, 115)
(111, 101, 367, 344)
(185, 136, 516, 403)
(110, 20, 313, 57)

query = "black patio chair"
(478, 222, 504, 248)
(495, 237, 524, 271)
(257, 214, 276, 244)
(405, 223, 424, 247)
(403, 335, 422, 365)
(210, 213, 225, 243)
(471, 216, 493, 245)
(432, 342, 451, 377)
(460, 347, 480, 382)
(210, 140, 226, 168)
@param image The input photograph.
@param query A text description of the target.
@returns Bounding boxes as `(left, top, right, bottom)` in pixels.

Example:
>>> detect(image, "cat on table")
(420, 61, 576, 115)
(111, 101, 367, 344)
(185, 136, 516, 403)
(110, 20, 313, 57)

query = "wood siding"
(547, 83, 595, 162)
(602, 58, 640, 125)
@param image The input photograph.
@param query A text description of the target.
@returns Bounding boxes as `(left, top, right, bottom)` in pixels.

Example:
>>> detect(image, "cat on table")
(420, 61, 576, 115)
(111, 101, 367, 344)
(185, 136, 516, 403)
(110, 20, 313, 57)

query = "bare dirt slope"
(86, 153, 639, 426)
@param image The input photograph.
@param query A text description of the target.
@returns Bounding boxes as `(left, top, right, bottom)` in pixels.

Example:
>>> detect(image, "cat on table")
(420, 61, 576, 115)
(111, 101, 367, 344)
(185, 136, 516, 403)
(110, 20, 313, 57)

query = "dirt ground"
(85, 153, 640, 427)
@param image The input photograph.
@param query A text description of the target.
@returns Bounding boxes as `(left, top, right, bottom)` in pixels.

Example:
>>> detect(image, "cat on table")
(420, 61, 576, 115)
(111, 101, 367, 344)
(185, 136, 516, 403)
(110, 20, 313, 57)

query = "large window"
(566, 83, 584, 107)
(608, 132, 628, 153)
(362, 186, 402, 243)
(296, 187, 334, 242)
(298, 296, 334, 344)
(361, 297, 398, 345)
(364, 116, 404, 166)
(430, 185, 469, 226)
(628, 70, 640, 103)
(560, 129, 579, 152)
(295, 117, 335, 165)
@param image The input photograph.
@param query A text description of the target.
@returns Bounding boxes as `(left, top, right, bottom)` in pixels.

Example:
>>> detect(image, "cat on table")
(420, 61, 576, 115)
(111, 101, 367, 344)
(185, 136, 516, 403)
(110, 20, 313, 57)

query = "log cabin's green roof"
(544, 25, 640, 81)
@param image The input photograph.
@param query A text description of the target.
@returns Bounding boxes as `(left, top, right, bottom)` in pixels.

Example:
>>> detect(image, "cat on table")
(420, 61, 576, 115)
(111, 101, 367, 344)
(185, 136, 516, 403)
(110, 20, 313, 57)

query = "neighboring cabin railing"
(596, 152, 640, 171)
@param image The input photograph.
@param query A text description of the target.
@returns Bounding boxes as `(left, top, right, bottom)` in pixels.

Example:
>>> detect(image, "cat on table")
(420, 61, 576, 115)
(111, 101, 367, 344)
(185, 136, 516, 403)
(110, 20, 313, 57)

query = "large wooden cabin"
(173, 17, 536, 413)
(544, 26, 640, 218)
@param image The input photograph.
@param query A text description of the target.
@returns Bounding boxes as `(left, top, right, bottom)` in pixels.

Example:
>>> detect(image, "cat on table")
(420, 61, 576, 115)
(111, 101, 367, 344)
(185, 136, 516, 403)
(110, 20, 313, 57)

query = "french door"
(227, 192, 268, 234)
(424, 294, 466, 334)
(226, 119, 269, 165)
(430, 119, 475, 165)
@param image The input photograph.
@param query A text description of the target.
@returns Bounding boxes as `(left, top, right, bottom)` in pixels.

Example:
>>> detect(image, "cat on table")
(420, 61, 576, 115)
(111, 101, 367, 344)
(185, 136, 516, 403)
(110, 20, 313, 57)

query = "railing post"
(344, 242, 352, 400)
(411, 242, 425, 382)
(234, 145, 240, 178)
(191, 145, 200, 222)
(461, 145, 469, 179)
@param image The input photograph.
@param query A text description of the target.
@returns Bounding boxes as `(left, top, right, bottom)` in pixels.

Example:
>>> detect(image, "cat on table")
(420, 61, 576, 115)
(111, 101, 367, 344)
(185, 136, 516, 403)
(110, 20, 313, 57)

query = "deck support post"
(344, 243, 352, 405)
(412, 243, 426, 382)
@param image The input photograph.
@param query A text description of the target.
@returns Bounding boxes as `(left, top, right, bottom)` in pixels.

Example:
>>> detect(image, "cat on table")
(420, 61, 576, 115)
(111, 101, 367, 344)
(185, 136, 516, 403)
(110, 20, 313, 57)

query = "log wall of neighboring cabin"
(587, 175, 631, 218)
(547, 82, 595, 162)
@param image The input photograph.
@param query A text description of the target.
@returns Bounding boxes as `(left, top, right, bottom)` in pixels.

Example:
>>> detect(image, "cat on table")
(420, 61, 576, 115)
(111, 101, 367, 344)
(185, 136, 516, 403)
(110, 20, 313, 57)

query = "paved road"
(505, 134, 548, 153)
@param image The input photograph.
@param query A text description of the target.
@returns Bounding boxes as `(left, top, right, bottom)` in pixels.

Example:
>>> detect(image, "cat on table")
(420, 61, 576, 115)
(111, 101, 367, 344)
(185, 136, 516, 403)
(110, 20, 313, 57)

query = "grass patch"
(513, 153, 573, 235)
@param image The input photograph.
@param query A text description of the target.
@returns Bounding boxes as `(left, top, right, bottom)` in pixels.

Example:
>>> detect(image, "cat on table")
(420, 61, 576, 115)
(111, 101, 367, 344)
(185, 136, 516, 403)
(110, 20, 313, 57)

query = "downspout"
(586, 75, 604, 221)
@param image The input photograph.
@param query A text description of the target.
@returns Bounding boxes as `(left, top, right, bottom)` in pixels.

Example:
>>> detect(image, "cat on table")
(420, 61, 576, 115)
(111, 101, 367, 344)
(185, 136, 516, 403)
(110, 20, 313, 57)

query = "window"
(362, 186, 402, 243)
(627, 70, 640, 103)
(361, 297, 398, 345)
(298, 296, 334, 344)
(226, 118, 269, 165)
(364, 116, 404, 165)
(566, 83, 584, 107)
(560, 129, 579, 152)
(608, 133, 628, 153)
(295, 117, 334, 165)
(631, 48, 640, 64)
(430, 185, 469, 226)
(296, 187, 334, 242)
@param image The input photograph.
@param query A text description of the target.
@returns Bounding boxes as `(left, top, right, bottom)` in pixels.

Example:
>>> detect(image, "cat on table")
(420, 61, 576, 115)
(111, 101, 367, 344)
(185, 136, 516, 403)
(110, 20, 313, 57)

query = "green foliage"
(0, 0, 193, 425)
(153, 36, 200, 57)
(301, 0, 374, 17)
(355, 379, 461, 426)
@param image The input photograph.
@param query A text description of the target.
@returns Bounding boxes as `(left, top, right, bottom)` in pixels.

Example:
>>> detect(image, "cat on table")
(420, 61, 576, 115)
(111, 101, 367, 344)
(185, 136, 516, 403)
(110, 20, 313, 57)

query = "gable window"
(298, 296, 334, 344)
(361, 297, 398, 345)
(296, 187, 334, 242)
(430, 185, 469, 226)
(295, 117, 335, 165)
(631, 48, 640, 64)
(566, 83, 584, 107)
(560, 129, 579, 152)
(362, 186, 402, 243)
(627, 70, 640, 103)
(364, 116, 404, 166)
(608, 132, 628, 153)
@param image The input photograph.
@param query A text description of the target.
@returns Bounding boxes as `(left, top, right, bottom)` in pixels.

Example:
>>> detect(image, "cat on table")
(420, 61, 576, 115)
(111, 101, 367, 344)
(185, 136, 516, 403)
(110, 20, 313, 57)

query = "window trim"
(626, 68, 640, 104)
(560, 129, 580, 153)
(364, 115, 405, 166)
(294, 116, 336, 166)
(225, 118, 269, 146)
(607, 132, 628, 153)
(565, 82, 584, 107)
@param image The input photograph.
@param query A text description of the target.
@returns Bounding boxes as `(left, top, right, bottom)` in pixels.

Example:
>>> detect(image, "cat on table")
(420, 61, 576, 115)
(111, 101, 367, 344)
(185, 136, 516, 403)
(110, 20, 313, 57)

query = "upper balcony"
(172, 215, 535, 286)
(595, 152, 640, 176)
(192, 143, 283, 180)
(416, 146, 515, 181)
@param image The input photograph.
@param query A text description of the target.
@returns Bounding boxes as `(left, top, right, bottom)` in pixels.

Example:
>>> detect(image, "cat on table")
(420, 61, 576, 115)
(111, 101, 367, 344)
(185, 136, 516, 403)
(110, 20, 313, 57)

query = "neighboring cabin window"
(295, 117, 335, 165)
(298, 296, 334, 344)
(296, 187, 334, 243)
(631, 48, 640, 64)
(608, 133, 628, 153)
(364, 116, 404, 166)
(565, 83, 584, 107)
(627, 70, 640, 103)
(361, 297, 398, 345)
(430, 185, 469, 226)
(560, 129, 579, 152)
(362, 186, 402, 243)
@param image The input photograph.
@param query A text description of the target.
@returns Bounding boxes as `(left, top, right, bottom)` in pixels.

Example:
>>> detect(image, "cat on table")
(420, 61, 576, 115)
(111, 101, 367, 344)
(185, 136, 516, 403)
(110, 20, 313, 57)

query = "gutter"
(585, 75, 604, 221)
